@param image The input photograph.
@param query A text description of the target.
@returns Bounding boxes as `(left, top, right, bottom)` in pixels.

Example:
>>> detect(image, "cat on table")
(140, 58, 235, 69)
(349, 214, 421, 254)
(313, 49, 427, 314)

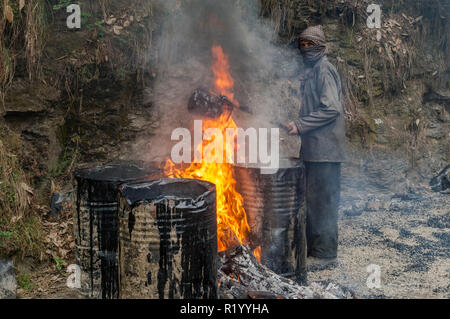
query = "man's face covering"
(299, 25, 328, 66)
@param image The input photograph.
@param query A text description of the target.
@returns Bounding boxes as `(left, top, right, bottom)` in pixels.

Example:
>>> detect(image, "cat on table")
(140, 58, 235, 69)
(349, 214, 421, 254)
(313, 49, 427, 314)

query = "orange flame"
(253, 246, 261, 263)
(164, 46, 250, 251)
(211, 46, 236, 105)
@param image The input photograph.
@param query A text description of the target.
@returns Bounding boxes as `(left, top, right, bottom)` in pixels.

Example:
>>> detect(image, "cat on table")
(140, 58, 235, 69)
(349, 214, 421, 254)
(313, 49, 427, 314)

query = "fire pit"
(233, 158, 307, 284)
(73, 162, 160, 299)
(118, 178, 218, 299)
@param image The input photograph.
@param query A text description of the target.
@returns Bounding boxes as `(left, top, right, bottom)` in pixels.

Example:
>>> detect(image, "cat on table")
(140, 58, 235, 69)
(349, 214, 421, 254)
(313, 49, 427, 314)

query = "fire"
(164, 46, 250, 251)
(211, 46, 236, 105)
(253, 246, 261, 263)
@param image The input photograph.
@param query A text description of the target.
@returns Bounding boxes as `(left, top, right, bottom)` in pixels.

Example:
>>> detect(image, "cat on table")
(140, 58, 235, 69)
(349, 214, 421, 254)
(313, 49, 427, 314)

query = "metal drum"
(73, 162, 159, 299)
(118, 178, 217, 299)
(233, 158, 307, 284)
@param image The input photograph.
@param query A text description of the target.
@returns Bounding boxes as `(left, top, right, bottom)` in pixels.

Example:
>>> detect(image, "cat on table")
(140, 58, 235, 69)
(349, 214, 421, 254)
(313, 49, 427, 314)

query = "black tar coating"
(73, 163, 159, 299)
(119, 178, 218, 299)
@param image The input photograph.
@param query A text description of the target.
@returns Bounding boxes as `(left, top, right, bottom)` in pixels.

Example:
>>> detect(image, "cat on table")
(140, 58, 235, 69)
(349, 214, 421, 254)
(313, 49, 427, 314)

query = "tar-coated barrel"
(73, 163, 159, 299)
(118, 178, 217, 299)
(233, 158, 307, 284)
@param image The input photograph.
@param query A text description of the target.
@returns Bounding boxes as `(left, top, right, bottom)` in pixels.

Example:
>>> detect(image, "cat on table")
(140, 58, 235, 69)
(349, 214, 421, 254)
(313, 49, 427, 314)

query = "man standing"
(286, 25, 347, 269)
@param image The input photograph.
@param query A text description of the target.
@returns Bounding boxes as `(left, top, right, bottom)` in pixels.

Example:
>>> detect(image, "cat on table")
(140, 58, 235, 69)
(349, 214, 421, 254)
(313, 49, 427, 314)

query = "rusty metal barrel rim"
(119, 178, 216, 206)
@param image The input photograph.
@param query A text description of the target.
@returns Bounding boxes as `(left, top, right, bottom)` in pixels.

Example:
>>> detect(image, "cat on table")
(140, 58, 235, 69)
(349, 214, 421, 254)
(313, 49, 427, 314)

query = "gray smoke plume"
(133, 0, 302, 163)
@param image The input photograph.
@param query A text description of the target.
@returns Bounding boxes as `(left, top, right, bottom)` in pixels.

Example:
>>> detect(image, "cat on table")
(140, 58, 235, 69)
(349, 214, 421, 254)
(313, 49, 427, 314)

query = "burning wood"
(218, 245, 353, 299)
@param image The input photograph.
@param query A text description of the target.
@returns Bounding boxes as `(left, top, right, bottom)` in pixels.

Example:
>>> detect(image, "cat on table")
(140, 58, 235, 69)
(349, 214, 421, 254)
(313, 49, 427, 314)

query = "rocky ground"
(307, 159, 450, 299)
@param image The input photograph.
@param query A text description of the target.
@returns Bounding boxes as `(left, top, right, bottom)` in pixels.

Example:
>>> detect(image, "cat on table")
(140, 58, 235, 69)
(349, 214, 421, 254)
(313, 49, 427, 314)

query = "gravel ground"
(307, 162, 450, 299)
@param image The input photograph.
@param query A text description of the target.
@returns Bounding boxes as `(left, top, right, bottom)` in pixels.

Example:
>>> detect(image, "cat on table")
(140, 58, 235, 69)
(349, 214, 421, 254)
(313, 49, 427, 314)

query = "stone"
(430, 165, 450, 192)
(365, 199, 388, 211)
(0, 259, 17, 299)
(50, 191, 73, 217)
(342, 200, 365, 216)
(425, 123, 445, 140)
(3, 79, 60, 115)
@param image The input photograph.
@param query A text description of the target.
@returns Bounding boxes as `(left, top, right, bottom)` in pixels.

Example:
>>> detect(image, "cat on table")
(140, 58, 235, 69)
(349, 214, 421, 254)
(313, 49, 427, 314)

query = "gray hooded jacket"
(294, 56, 348, 162)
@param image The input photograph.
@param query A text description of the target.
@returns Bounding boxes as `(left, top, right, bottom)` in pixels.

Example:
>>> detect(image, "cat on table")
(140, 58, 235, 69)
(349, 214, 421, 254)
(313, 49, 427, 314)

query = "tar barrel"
(73, 163, 159, 299)
(233, 158, 307, 284)
(118, 178, 217, 299)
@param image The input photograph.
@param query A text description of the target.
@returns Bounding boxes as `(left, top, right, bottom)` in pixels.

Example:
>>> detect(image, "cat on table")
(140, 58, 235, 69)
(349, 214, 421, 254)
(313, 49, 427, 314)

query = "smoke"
(133, 0, 302, 163)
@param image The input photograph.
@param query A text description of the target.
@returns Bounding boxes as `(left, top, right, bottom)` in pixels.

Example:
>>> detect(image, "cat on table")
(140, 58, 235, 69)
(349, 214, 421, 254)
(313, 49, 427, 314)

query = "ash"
(217, 245, 354, 299)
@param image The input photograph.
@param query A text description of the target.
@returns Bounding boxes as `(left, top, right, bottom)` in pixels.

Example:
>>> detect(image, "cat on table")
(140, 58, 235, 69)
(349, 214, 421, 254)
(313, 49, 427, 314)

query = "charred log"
(188, 88, 252, 119)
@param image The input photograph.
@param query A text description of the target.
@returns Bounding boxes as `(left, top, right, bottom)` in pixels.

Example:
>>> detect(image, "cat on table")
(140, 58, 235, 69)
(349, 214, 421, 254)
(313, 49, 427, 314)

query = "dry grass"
(24, 0, 46, 81)
(0, 131, 43, 259)
(0, 0, 46, 91)
(259, 0, 308, 41)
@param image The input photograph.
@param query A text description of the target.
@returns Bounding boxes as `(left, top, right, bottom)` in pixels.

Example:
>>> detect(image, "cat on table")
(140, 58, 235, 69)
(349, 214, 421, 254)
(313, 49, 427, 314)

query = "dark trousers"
(305, 162, 341, 259)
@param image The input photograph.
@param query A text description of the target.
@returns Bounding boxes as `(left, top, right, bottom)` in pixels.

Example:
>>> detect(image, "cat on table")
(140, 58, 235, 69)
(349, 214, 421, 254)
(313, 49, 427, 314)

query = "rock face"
(0, 260, 17, 299)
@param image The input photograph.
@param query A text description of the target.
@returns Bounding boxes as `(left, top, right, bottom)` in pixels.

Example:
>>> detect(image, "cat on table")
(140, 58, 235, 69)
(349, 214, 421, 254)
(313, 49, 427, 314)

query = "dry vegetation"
(260, 0, 449, 147)
(0, 0, 46, 91)
(0, 1, 48, 261)
(0, 1, 157, 289)
(0, 129, 43, 259)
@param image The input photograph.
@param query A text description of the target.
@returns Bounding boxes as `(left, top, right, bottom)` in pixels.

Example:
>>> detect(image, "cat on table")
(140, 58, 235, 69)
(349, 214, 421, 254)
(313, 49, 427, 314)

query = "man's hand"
(286, 122, 299, 135)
